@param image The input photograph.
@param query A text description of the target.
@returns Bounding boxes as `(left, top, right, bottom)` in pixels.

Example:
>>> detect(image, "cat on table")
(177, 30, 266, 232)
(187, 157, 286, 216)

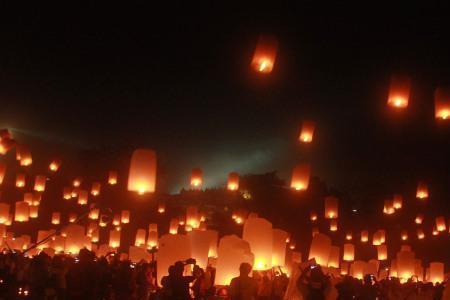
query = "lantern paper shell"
(299, 121, 315, 143)
(429, 262, 444, 284)
(401, 230, 408, 241)
(329, 219, 338, 232)
(129, 246, 151, 263)
(361, 230, 369, 242)
(377, 244, 388, 260)
(108, 171, 118, 185)
(434, 88, 450, 120)
(350, 261, 367, 280)
(343, 243, 355, 261)
(308, 233, 332, 266)
(147, 231, 158, 248)
(435, 216, 446, 232)
(157, 234, 191, 285)
(272, 229, 288, 267)
(227, 172, 239, 191)
(417, 228, 425, 240)
(328, 246, 340, 269)
(89, 209, 100, 220)
(387, 75, 411, 109)
(23, 193, 33, 205)
(415, 214, 424, 225)
(324, 196, 339, 219)
(91, 182, 101, 196)
(77, 190, 88, 205)
(121, 210, 130, 224)
(186, 206, 200, 229)
(69, 213, 77, 223)
(310, 211, 318, 222)
(64, 224, 87, 255)
(135, 229, 146, 246)
(190, 168, 203, 189)
(34, 175, 46, 192)
(169, 218, 179, 234)
(112, 214, 121, 226)
(188, 230, 212, 269)
(157, 203, 165, 214)
(290, 164, 310, 191)
(0, 203, 10, 224)
(29, 205, 39, 218)
(62, 187, 72, 200)
(0, 137, 15, 155)
(14, 201, 30, 222)
(49, 159, 61, 172)
(243, 217, 273, 270)
(251, 35, 278, 74)
(128, 149, 157, 194)
(416, 182, 428, 199)
(397, 250, 415, 281)
(16, 173, 26, 188)
(393, 194, 403, 209)
(19, 146, 32, 166)
(0, 162, 5, 184)
(383, 199, 395, 215)
(52, 212, 61, 225)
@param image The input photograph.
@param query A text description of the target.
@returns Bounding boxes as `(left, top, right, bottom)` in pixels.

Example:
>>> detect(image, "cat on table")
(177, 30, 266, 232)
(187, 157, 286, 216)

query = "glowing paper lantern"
(77, 190, 88, 205)
(434, 88, 450, 120)
(121, 210, 130, 224)
(328, 246, 340, 268)
(299, 121, 315, 143)
(435, 216, 446, 232)
(0, 203, 10, 224)
(49, 159, 61, 172)
(52, 212, 60, 225)
(350, 261, 367, 280)
(383, 199, 395, 215)
(65, 224, 88, 255)
(62, 187, 71, 200)
(0, 137, 14, 155)
(14, 201, 30, 222)
(188, 230, 212, 268)
(112, 214, 121, 226)
(397, 249, 415, 281)
(72, 177, 82, 187)
(16, 173, 26, 188)
(23, 193, 33, 206)
(243, 217, 273, 270)
(29, 205, 39, 218)
(215, 235, 254, 285)
(69, 213, 77, 223)
(91, 182, 101, 196)
(329, 219, 338, 232)
(128, 149, 157, 194)
(89, 209, 99, 220)
(272, 229, 288, 267)
(308, 233, 332, 266)
(129, 246, 151, 263)
(157, 234, 191, 285)
(432, 227, 438, 236)
(34, 175, 46, 192)
(0, 162, 5, 185)
(377, 244, 388, 261)
(343, 243, 355, 261)
(401, 230, 408, 241)
(251, 35, 278, 74)
(157, 203, 165, 214)
(346, 232, 352, 241)
(135, 229, 146, 247)
(393, 194, 403, 209)
(429, 262, 444, 284)
(108, 171, 118, 185)
(18, 146, 32, 166)
(416, 182, 428, 199)
(417, 228, 425, 240)
(147, 231, 158, 248)
(169, 218, 179, 234)
(190, 168, 203, 189)
(290, 164, 310, 191)
(387, 75, 411, 109)
(361, 230, 369, 243)
(310, 211, 318, 222)
(227, 172, 239, 191)
(186, 206, 200, 229)
(415, 214, 424, 225)
(324, 196, 339, 219)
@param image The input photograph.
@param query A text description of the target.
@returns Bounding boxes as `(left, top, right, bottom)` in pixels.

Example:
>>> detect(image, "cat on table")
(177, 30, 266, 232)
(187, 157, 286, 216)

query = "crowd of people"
(0, 249, 449, 300)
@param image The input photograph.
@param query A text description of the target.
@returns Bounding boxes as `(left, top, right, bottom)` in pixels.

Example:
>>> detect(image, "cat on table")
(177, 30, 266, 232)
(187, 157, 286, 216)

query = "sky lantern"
(108, 171, 118, 185)
(290, 164, 310, 191)
(186, 206, 200, 229)
(147, 231, 158, 249)
(34, 175, 47, 192)
(135, 229, 146, 247)
(324, 196, 339, 219)
(299, 121, 315, 144)
(157, 234, 192, 284)
(308, 233, 332, 266)
(429, 262, 444, 284)
(417, 228, 425, 240)
(90, 229, 99, 243)
(188, 230, 212, 269)
(89, 209, 100, 220)
(29, 205, 39, 218)
(0, 203, 10, 224)
(157, 203, 165, 214)
(397, 249, 415, 281)
(377, 244, 388, 261)
(128, 149, 157, 194)
(91, 182, 101, 196)
(112, 214, 121, 226)
(16, 173, 26, 188)
(169, 218, 179, 234)
(401, 230, 408, 241)
(14, 201, 30, 222)
(215, 235, 254, 286)
(340, 262, 349, 276)
(350, 261, 367, 280)
(18, 146, 32, 166)
(23, 193, 33, 206)
(121, 210, 130, 224)
(251, 35, 278, 74)
(69, 213, 77, 223)
(32, 193, 41, 206)
(432, 227, 438, 236)
(415, 214, 424, 225)
(272, 229, 288, 267)
(435, 216, 446, 232)
(328, 246, 340, 269)
(416, 181, 428, 199)
(64, 224, 88, 255)
(329, 219, 338, 232)
(62, 187, 71, 200)
(190, 168, 203, 189)
(0, 136, 15, 155)
(77, 190, 88, 205)
(72, 177, 82, 187)
(393, 194, 403, 209)
(52, 212, 60, 225)
(343, 243, 355, 261)
(0, 162, 6, 185)
(434, 88, 450, 120)
(346, 232, 353, 241)
(243, 217, 273, 270)
(49, 159, 61, 172)
(387, 75, 411, 109)
(227, 172, 239, 191)
(361, 230, 369, 243)
(310, 211, 318, 222)
(383, 199, 395, 215)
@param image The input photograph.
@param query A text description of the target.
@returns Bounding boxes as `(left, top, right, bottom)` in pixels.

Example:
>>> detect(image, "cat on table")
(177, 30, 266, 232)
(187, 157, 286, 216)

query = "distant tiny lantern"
(16, 173, 26, 188)
(112, 214, 121, 226)
(69, 213, 77, 223)
(91, 182, 101, 196)
(158, 203, 166, 214)
(49, 159, 61, 172)
(128, 149, 157, 194)
(19, 146, 32, 166)
(434, 88, 450, 120)
(417, 228, 425, 240)
(299, 121, 315, 143)
(121, 210, 130, 224)
(383, 199, 395, 215)
(190, 168, 203, 189)
(109, 230, 121, 248)
(346, 232, 353, 241)
(343, 243, 355, 261)
(401, 230, 408, 241)
(73, 177, 82, 187)
(361, 230, 369, 243)
(251, 35, 278, 74)
(435, 216, 446, 232)
(416, 182, 428, 199)
(135, 229, 146, 247)
(329, 219, 338, 232)
(393, 194, 403, 209)
(108, 171, 118, 185)
(14, 202, 30, 222)
(324, 196, 339, 219)
(52, 212, 61, 225)
(290, 164, 310, 191)
(227, 172, 239, 191)
(77, 190, 88, 205)
(387, 75, 411, 109)
(0, 137, 14, 155)
(415, 214, 424, 225)
(34, 175, 46, 192)
(169, 218, 179, 234)
(432, 227, 438, 236)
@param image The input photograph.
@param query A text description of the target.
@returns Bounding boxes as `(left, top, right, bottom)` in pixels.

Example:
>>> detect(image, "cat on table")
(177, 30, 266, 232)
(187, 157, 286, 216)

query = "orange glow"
(361, 230, 369, 242)
(113, 214, 121, 226)
(383, 199, 395, 215)
(89, 209, 99, 220)
(0, 203, 10, 224)
(387, 75, 410, 109)
(415, 214, 424, 225)
(227, 172, 239, 191)
(346, 232, 352, 240)
(108, 171, 118, 185)
(416, 182, 428, 199)
(52, 212, 61, 225)
(377, 244, 388, 261)
(169, 218, 179, 234)
(128, 149, 157, 194)
(0, 135, 14, 155)
(329, 219, 338, 231)
(401, 230, 408, 241)
(290, 164, 310, 191)
(29, 205, 39, 218)
(432, 227, 438, 236)
(158, 203, 165, 214)
(109, 230, 121, 248)
(16, 173, 26, 188)
(343, 243, 354, 261)
(190, 168, 203, 189)
(91, 182, 101, 196)
(49, 159, 61, 172)
(299, 121, 315, 143)
(251, 35, 278, 74)
(434, 88, 450, 120)
(417, 228, 425, 240)
(324, 196, 339, 219)
(310, 211, 318, 222)
(393, 194, 403, 209)
(73, 177, 82, 187)
(14, 201, 30, 222)
(77, 190, 88, 205)
(17, 145, 32, 166)
(0, 162, 6, 185)
(121, 210, 130, 224)
(69, 213, 77, 223)
(135, 229, 146, 246)
(34, 175, 46, 192)
(435, 216, 446, 232)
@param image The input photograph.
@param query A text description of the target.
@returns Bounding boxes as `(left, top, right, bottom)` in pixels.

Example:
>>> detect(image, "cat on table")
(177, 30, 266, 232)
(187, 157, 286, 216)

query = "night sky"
(1, 5, 449, 209)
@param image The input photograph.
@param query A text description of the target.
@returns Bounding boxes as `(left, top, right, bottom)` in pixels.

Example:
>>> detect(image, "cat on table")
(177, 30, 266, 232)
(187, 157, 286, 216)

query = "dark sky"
(0, 5, 449, 205)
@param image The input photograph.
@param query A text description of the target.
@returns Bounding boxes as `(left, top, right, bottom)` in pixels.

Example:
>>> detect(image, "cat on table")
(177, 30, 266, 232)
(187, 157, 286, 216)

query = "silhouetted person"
(229, 262, 258, 300)
(161, 261, 195, 300)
